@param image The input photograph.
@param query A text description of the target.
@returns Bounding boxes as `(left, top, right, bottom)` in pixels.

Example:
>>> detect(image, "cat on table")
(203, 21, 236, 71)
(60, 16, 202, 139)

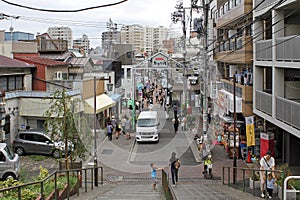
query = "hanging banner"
(246, 116, 255, 146)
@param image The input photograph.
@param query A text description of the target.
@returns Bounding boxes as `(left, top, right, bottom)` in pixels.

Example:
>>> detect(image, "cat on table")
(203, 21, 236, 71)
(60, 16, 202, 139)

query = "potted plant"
(276, 164, 297, 200)
(249, 171, 260, 189)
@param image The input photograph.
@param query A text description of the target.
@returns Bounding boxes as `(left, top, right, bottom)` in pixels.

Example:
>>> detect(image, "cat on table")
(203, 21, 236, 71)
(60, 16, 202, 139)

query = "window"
(25, 133, 34, 141)
(0, 75, 24, 91)
(0, 152, 6, 162)
(127, 68, 131, 79)
(34, 134, 49, 143)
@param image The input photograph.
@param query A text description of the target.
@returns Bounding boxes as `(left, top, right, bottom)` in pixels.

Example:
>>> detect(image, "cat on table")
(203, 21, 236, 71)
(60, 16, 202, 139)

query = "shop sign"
(260, 132, 275, 158)
(246, 116, 255, 146)
(151, 54, 168, 67)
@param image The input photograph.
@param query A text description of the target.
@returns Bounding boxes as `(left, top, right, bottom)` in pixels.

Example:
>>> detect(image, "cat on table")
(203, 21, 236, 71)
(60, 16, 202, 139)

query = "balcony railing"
(255, 90, 272, 115)
(276, 35, 300, 62)
(254, 0, 280, 11)
(256, 36, 300, 62)
(255, 39, 272, 61)
(276, 96, 300, 130)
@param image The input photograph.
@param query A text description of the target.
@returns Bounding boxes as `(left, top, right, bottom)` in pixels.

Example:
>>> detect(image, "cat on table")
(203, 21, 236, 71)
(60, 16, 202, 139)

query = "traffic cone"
(246, 150, 252, 163)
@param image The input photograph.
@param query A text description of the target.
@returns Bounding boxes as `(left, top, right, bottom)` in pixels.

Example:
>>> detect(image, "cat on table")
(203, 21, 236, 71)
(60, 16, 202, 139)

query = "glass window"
(34, 134, 49, 143)
(8, 76, 16, 91)
(0, 77, 7, 91)
(25, 134, 34, 141)
(15, 76, 23, 90)
(127, 68, 131, 79)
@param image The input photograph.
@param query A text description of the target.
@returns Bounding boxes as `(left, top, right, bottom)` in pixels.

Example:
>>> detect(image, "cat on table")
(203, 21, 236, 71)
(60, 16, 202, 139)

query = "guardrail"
(284, 176, 300, 200)
(162, 169, 175, 200)
(0, 166, 103, 200)
(222, 166, 284, 199)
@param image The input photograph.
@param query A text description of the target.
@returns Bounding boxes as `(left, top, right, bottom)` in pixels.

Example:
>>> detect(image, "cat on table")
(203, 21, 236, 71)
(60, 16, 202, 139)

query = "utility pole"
(0, 91, 6, 142)
(93, 77, 98, 186)
(106, 18, 117, 59)
(172, 3, 188, 116)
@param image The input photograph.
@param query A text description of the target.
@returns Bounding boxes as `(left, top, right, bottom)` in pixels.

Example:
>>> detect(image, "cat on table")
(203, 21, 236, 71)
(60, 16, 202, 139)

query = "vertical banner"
(246, 116, 255, 146)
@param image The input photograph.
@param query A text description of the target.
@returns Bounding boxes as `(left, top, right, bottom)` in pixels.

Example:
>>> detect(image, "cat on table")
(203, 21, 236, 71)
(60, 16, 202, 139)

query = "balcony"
(255, 90, 272, 115)
(276, 96, 300, 130)
(216, 0, 253, 28)
(255, 39, 272, 61)
(214, 36, 252, 64)
(254, 0, 280, 11)
(222, 78, 253, 116)
(255, 35, 300, 62)
(38, 38, 68, 52)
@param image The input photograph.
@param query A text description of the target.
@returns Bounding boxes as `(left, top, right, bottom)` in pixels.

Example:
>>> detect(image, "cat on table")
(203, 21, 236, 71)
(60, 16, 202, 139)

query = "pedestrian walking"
(150, 163, 162, 190)
(260, 150, 275, 198)
(107, 122, 113, 141)
(121, 116, 127, 135)
(125, 118, 132, 140)
(173, 103, 178, 117)
(172, 117, 180, 134)
(169, 152, 180, 186)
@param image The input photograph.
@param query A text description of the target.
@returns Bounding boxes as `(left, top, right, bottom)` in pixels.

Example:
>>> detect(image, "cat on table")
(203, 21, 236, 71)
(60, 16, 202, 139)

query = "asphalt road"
(129, 107, 198, 167)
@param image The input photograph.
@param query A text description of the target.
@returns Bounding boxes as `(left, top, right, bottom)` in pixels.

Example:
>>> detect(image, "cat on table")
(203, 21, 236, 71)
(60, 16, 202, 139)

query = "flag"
(246, 116, 255, 146)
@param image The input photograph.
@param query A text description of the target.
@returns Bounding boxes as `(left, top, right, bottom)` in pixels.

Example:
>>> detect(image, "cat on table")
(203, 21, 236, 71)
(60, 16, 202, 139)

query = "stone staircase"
(71, 182, 165, 200)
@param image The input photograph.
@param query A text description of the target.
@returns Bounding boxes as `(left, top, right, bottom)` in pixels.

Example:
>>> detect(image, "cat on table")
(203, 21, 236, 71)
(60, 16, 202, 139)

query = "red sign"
(260, 132, 274, 158)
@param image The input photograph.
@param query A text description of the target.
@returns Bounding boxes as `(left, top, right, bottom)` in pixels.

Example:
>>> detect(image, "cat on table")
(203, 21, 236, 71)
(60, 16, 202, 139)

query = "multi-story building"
(73, 34, 90, 56)
(101, 30, 121, 58)
(212, 0, 253, 119)
(253, 0, 300, 166)
(153, 26, 168, 53)
(120, 24, 145, 55)
(48, 26, 73, 49)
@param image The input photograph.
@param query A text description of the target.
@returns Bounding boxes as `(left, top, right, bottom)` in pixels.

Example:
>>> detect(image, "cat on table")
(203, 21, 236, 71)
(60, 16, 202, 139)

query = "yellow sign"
(246, 116, 255, 146)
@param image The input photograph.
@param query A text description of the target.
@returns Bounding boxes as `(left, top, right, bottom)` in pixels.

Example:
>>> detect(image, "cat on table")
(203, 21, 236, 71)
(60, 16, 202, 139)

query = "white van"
(0, 143, 20, 180)
(136, 111, 160, 143)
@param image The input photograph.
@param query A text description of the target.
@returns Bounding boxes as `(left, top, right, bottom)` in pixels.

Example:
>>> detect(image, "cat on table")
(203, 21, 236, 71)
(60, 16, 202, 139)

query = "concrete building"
(120, 25, 145, 55)
(101, 30, 121, 58)
(73, 34, 90, 56)
(253, 0, 300, 167)
(4, 31, 34, 41)
(48, 26, 73, 49)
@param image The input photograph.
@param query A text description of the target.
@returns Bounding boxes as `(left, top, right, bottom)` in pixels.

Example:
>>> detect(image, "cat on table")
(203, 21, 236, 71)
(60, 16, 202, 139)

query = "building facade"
(73, 34, 90, 56)
(253, 0, 300, 166)
(48, 26, 73, 49)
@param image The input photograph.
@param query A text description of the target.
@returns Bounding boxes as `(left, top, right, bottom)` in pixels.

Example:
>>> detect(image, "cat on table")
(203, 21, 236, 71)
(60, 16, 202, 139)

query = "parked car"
(12, 130, 73, 158)
(0, 143, 20, 180)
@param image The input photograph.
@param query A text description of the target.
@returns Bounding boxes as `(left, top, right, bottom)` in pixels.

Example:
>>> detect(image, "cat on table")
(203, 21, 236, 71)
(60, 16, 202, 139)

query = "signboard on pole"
(245, 116, 255, 146)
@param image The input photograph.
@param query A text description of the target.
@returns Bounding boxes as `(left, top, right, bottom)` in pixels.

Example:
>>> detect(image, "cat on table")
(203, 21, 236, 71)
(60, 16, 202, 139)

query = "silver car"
(0, 143, 20, 180)
(12, 130, 73, 158)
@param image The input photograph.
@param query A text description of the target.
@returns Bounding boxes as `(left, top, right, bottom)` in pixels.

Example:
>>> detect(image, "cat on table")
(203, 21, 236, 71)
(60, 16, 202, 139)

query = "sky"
(0, 0, 188, 47)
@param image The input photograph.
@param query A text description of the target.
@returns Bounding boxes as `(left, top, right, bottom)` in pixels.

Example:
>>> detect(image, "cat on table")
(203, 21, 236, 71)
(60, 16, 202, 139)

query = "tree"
(43, 89, 92, 169)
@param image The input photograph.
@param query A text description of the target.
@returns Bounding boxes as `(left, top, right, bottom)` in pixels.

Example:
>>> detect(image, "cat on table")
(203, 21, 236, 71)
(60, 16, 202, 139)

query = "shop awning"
(84, 94, 115, 114)
(221, 116, 245, 124)
(110, 93, 122, 102)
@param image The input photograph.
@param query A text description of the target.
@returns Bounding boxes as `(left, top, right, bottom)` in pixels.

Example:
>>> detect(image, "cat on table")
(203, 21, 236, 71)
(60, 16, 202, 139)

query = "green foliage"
(28, 155, 47, 161)
(0, 167, 78, 199)
(43, 89, 91, 168)
(276, 164, 292, 185)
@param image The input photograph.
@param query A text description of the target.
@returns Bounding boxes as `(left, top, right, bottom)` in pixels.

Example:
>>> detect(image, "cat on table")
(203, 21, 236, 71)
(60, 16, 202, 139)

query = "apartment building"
(253, 0, 300, 167)
(73, 34, 90, 56)
(121, 24, 145, 54)
(213, 0, 253, 119)
(48, 26, 73, 49)
(101, 30, 121, 58)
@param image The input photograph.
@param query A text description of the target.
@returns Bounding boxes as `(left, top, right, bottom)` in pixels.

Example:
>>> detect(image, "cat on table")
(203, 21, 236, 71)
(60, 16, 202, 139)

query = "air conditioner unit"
(54, 71, 63, 80)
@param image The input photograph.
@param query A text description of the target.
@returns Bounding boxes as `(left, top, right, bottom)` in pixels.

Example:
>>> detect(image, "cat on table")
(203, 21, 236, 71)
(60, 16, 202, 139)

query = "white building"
(121, 24, 145, 54)
(73, 34, 90, 56)
(48, 26, 73, 49)
(253, 0, 300, 166)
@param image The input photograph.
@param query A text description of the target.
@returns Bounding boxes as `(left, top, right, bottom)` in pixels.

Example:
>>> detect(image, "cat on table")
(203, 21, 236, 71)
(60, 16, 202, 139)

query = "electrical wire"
(214, 5, 300, 63)
(0, 0, 128, 12)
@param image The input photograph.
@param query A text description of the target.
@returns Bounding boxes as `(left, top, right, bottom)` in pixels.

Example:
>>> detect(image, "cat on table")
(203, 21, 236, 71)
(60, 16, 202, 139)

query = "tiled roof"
(67, 57, 93, 67)
(40, 51, 75, 61)
(0, 55, 35, 68)
(15, 56, 70, 66)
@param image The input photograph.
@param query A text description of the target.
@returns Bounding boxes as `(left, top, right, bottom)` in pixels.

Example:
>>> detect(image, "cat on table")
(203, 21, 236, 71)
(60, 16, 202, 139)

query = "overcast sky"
(0, 0, 190, 47)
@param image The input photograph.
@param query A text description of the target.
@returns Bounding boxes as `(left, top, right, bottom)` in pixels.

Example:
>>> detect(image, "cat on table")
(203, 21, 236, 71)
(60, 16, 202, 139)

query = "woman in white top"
(259, 150, 275, 198)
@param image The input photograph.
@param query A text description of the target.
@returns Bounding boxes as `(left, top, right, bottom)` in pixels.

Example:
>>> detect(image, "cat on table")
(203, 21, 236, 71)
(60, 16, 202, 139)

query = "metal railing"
(222, 166, 284, 199)
(0, 166, 103, 200)
(162, 169, 175, 200)
(283, 176, 300, 200)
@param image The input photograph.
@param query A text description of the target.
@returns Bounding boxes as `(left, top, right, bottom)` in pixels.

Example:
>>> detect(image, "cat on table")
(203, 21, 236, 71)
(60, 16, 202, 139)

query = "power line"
(215, 5, 300, 63)
(207, 0, 287, 50)
(0, 0, 128, 12)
